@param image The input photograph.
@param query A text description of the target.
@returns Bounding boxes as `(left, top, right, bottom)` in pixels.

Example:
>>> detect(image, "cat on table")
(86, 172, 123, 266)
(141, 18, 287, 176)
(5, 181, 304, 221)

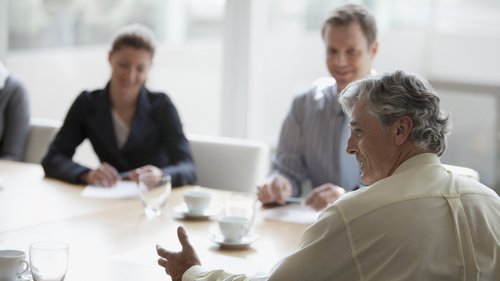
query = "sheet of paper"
(81, 181, 139, 199)
(259, 204, 320, 225)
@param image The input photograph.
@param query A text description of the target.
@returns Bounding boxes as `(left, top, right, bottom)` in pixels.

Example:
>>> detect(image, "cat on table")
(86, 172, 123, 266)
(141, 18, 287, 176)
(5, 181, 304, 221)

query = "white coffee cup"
(183, 189, 211, 215)
(217, 216, 251, 242)
(0, 250, 30, 281)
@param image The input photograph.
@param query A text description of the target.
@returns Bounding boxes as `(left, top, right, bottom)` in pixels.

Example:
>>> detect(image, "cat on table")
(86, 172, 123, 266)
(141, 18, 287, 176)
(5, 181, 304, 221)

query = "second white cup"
(217, 216, 251, 242)
(183, 189, 211, 215)
(217, 192, 257, 242)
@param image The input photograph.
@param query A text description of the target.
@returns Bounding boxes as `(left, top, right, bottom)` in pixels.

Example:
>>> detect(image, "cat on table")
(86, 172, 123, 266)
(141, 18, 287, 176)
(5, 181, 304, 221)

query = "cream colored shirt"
(111, 109, 130, 149)
(183, 153, 500, 281)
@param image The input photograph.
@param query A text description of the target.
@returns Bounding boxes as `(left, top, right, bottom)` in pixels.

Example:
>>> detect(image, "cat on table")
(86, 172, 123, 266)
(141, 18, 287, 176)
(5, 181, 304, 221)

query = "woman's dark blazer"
(42, 84, 196, 187)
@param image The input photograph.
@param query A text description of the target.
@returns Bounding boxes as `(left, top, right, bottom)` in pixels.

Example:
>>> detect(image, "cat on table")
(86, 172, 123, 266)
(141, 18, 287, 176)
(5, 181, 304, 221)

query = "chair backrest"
(23, 118, 61, 164)
(443, 164, 480, 181)
(188, 134, 271, 192)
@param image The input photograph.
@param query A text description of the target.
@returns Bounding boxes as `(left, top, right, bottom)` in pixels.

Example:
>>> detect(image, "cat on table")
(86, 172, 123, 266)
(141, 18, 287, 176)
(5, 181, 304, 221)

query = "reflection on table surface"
(0, 160, 309, 281)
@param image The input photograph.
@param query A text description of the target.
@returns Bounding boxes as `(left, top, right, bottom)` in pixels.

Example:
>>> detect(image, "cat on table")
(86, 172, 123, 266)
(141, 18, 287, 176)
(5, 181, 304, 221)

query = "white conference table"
(0, 160, 309, 281)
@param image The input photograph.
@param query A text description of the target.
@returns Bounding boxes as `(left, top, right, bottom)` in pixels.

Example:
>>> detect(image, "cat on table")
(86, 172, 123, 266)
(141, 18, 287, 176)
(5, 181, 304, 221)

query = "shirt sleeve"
(0, 76, 30, 161)
(157, 96, 196, 187)
(182, 265, 268, 281)
(266, 206, 359, 281)
(272, 94, 309, 196)
(42, 93, 91, 183)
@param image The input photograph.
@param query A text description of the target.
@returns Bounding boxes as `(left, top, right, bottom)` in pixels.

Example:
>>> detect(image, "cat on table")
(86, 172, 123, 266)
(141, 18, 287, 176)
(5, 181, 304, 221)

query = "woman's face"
(108, 47, 152, 97)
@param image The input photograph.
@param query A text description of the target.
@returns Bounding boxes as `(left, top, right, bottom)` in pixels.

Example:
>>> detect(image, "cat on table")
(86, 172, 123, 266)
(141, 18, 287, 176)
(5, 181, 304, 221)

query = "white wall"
(0, 0, 7, 61)
(439, 91, 496, 186)
(247, 33, 328, 145)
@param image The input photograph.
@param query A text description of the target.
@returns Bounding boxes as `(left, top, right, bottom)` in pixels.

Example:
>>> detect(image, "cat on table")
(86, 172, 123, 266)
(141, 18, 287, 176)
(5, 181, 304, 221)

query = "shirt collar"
(391, 153, 441, 176)
(312, 77, 344, 116)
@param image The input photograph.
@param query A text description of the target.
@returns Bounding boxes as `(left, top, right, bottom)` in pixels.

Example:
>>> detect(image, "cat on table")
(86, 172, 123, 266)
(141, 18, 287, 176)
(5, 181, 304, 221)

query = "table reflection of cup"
(29, 241, 68, 281)
(218, 192, 257, 242)
(183, 189, 211, 215)
(0, 250, 30, 281)
(138, 172, 171, 217)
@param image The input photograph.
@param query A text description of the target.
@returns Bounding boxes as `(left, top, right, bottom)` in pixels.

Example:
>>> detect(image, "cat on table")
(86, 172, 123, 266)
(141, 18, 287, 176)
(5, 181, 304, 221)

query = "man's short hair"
(339, 70, 451, 156)
(321, 4, 377, 45)
(110, 23, 156, 57)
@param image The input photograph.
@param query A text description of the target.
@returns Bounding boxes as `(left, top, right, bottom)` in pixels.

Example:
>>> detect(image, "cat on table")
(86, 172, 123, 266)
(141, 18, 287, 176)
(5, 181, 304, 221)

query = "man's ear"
(393, 116, 413, 146)
(369, 40, 379, 57)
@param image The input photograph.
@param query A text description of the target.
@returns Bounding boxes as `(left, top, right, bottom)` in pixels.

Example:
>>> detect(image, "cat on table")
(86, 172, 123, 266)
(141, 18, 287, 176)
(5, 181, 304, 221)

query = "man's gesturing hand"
(156, 226, 201, 281)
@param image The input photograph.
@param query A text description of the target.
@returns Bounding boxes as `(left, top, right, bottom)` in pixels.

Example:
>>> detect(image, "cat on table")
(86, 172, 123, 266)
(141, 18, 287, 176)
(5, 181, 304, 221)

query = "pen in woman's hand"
(119, 171, 129, 180)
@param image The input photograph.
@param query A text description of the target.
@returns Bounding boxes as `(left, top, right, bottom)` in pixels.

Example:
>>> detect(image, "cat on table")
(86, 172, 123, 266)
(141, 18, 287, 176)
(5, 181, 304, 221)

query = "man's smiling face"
(346, 97, 401, 185)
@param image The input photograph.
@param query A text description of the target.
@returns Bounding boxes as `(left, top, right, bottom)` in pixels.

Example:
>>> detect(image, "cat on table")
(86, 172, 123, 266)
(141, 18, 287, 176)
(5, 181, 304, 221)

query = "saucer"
(210, 233, 259, 249)
(174, 204, 219, 220)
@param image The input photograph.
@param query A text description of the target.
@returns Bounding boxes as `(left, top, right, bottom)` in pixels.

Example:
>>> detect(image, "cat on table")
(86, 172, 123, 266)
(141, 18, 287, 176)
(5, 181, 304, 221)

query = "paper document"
(81, 181, 139, 199)
(259, 204, 320, 225)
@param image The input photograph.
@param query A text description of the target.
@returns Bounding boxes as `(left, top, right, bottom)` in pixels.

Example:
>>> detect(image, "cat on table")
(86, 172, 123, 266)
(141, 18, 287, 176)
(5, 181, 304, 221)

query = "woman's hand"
(82, 162, 120, 187)
(129, 165, 163, 182)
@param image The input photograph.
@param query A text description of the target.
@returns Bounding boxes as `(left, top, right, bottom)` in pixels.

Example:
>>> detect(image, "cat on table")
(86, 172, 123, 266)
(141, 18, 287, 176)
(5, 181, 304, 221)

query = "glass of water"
(138, 171, 171, 217)
(220, 192, 258, 238)
(29, 241, 69, 281)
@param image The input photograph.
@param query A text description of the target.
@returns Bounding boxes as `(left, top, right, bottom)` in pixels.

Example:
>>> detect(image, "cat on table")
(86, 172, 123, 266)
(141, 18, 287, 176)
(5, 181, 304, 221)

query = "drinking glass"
(219, 192, 258, 240)
(29, 241, 69, 281)
(138, 172, 171, 216)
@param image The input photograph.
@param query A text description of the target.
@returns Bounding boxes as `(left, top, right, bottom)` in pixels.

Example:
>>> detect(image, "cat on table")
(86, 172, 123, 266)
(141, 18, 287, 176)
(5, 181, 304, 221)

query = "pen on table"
(285, 197, 304, 205)
(119, 171, 129, 179)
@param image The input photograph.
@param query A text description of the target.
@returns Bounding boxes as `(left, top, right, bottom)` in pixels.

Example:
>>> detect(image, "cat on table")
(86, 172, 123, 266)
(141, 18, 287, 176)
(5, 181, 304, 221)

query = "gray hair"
(339, 70, 450, 156)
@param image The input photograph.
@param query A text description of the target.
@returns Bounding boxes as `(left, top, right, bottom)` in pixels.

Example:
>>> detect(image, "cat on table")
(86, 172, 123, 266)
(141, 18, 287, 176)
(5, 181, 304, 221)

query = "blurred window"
(266, 0, 500, 38)
(8, 0, 225, 50)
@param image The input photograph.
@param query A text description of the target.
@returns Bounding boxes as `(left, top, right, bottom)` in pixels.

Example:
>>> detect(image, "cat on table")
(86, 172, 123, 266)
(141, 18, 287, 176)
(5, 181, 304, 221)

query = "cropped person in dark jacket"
(0, 62, 30, 161)
(42, 24, 196, 187)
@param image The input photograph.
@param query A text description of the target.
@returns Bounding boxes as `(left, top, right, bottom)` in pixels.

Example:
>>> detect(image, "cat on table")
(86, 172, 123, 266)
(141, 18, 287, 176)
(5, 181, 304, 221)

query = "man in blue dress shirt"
(257, 4, 379, 210)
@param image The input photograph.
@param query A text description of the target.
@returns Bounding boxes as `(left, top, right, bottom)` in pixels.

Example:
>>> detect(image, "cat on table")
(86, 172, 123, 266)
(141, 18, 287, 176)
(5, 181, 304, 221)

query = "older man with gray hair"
(157, 70, 500, 280)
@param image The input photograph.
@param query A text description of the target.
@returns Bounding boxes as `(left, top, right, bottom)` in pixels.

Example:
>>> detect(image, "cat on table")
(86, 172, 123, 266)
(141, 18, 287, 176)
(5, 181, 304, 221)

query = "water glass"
(138, 172, 171, 216)
(29, 241, 69, 281)
(219, 192, 258, 241)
